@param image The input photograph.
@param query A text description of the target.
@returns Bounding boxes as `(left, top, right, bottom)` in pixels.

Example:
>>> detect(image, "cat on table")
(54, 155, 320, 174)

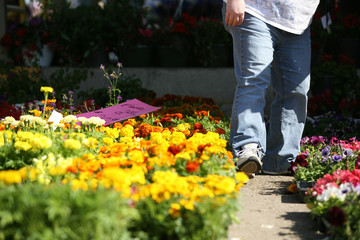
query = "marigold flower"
(40, 86, 54, 93)
(102, 137, 114, 145)
(64, 138, 81, 150)
(14, 141, 32, 151)
(186, 161, 199, 173)
(168, 203, 181, 218)
(0, 170, 23, 184)
(287, 183, 298, 193)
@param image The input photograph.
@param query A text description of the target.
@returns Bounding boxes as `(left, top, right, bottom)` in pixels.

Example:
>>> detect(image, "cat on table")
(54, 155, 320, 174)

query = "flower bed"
(305, 169, 360, 239)
(0, 93, 247, 239)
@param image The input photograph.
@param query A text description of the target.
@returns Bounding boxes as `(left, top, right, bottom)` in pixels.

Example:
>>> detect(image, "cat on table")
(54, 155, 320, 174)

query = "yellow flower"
(71, 179, 88, 191)
(49, 167, 67, 176)
(102, 137, 114, 145)
(168, 203, 181, 218)
(64, 139, 82, 150)
(120, 125, 134, 137)
(14, 141, 32, 151)
(40, 86, 54, 93)
(29, 133, 52, 149)
(105, 127, 120, 139)
(128, 148, 144, 163)
(180, 199, 195, 210)
(0, 170, 23, 184)
(83, 137, 98, 149)
(235, 172, 249, 185)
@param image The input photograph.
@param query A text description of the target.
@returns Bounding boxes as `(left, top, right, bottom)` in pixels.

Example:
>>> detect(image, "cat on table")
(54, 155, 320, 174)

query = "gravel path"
(228, 174, 329, 240)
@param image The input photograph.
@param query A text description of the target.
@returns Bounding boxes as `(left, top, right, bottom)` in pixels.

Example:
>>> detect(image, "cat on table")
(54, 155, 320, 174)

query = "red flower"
(328, 206, 346, 227)
(172, 22, 188, 34)
(0, 33, 12, 47)
(215, 128, 226, 135)
(168, 144, 184, 155)
(193, 122, 203, 130)
(186, 161, 199, 173)
(343, 14, 358, 28)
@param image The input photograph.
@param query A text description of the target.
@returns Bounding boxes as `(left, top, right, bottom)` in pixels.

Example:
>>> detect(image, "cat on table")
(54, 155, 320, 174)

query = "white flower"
(77, 117, 89, 125)
(63, 115, 78, 123)
(3, 116, 16, 124)
(20, 115, 35, 122)
(88, 117, 106, 126)
(10, 120, 22, 127)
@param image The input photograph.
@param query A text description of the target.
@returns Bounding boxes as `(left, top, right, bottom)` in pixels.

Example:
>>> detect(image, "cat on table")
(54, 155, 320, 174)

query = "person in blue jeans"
(222, 0, 320, 176)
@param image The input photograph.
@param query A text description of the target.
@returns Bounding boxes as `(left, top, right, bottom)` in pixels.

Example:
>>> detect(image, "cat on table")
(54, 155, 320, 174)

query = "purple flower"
(29, 17, 42, 26)
(321, 146, 331, 157)
(343, 149, 354, 158)
(332, 154, 342, 162)
(69, 106, 75, 111)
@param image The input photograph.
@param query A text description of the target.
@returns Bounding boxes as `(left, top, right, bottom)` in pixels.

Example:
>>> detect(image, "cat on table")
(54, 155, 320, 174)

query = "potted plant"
(290, 136, 360, 201)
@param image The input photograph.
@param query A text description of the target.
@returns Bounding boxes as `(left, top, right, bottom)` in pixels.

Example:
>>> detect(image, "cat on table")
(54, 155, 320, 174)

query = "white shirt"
(224, 0, 320, 34)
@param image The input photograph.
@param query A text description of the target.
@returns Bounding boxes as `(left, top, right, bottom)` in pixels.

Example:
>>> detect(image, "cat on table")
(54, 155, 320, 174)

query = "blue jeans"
(222, 4, 311, 172)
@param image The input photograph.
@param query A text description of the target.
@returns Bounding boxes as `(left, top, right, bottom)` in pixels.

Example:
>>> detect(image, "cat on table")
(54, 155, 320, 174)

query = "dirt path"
(228, 174, 329, 240)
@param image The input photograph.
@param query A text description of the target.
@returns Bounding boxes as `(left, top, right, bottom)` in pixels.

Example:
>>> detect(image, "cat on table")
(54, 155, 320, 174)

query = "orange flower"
(168, 144, 185, 155)
(193, 122, 203, 130)
(113, 122, 122, 129)
(66, 158, 82, 173)
(215, 128, 226, 135)
(195, 111, 209, 118)
(186, 161, 199, 173)
(288, 183, 298, 193)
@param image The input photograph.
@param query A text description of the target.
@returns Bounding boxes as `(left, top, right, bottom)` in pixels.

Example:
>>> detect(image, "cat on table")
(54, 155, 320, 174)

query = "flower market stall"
(0, 78, 250, 239)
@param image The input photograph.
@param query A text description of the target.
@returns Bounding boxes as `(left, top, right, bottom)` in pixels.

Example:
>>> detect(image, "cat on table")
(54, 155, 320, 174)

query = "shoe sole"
(237, 157, 262, 174)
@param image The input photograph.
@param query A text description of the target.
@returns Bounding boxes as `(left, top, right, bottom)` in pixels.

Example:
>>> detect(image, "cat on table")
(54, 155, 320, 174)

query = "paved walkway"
(228, 174, 329, 240)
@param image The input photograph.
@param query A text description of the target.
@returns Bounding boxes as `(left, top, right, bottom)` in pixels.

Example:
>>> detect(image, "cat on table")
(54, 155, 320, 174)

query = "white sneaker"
(234, 143, 262, 175)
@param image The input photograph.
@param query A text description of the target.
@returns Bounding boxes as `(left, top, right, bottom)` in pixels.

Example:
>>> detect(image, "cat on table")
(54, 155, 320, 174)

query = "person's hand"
(225, 0, 245, 26)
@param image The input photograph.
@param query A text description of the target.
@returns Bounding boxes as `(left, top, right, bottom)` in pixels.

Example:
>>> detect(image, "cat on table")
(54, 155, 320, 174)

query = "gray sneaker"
(234, 143, 262, 175)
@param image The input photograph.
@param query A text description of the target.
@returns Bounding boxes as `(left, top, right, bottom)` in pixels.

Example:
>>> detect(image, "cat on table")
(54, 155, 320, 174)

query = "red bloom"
(193, 122, 203, 130)
(0, 33, 12, 47)
(172, 22, 188, 34)
(343, 14, 358, 28)
(328, 206, 346, 227)
(168, 144, 184, 155)
(186, 161, 199, 173)
(215, 128, 226, 135)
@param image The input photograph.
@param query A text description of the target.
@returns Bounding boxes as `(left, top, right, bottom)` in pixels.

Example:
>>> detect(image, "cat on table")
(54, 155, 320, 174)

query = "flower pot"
(37, 44, 54, 67)
(296, 180, 315, 202)
(23, 44, 54, 67)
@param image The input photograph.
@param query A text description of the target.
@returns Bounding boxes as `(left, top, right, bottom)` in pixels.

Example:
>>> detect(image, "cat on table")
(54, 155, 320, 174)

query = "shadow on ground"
(279, 212, 329, 240)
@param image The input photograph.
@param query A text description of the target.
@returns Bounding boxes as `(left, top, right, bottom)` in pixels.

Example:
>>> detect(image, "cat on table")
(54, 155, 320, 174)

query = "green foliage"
(0, 61, 46, 104)
(0, 182, 137, 240)
(46, 67, 90, 100)
(130, 197, 238, 240)
(303, 113, 360, 140)
(50, 0, 145, 66)
(78, 68, 155, 107)
(293, 142, 359, 182)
